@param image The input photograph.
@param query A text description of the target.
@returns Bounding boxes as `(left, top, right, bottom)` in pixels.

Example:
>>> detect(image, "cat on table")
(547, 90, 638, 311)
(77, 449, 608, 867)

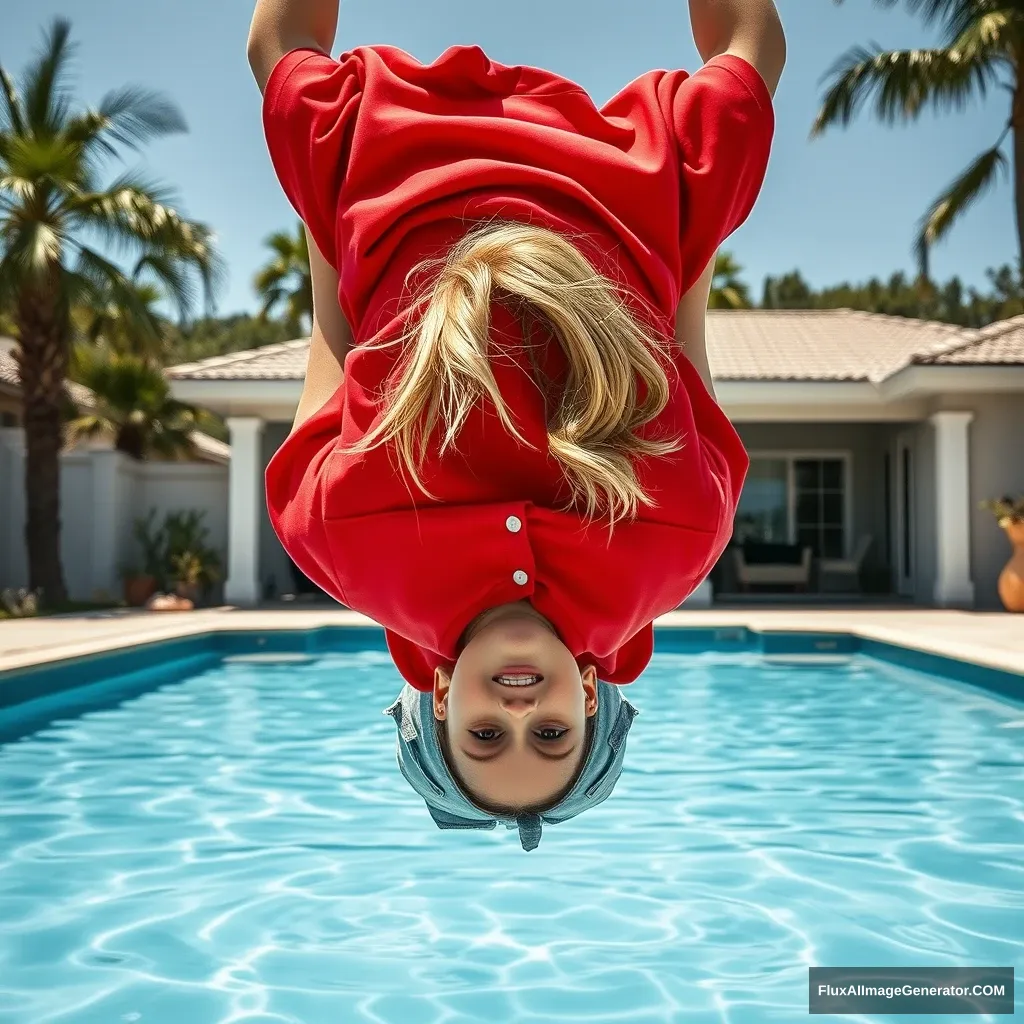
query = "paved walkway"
(0, 605, 1020, 676)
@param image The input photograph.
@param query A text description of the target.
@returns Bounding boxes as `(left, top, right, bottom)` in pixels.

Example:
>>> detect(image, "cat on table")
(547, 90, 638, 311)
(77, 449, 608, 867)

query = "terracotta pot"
(997, 520, 1024, 613)
(124, 574, 158, 607)
(174, 581, 200, 604)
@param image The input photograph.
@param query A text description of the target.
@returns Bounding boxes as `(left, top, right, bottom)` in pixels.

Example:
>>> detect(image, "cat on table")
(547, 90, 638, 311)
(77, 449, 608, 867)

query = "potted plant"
(123, 510, 166, 607)
(163, 510, 222, 605)
(980, 495, 1024, 612)
(169, 549, 221, 604)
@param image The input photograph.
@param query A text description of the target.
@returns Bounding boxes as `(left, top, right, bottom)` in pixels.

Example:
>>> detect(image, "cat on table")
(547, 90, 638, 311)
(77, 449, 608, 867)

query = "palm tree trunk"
(1014, 81, 1024, 271)
(16, 275, 69, 606)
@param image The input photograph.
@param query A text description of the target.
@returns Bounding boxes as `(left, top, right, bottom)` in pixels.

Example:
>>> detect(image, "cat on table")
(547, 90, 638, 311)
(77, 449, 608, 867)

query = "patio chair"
(732, 543, 813, 592)
(817, 534, 873, 593)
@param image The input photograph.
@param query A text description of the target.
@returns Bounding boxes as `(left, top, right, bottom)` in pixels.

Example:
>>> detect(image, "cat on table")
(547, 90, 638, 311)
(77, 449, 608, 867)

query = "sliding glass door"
(735, 454, 849, 557)
(794, 458, 846, 558)
(734, 458, 788, 544)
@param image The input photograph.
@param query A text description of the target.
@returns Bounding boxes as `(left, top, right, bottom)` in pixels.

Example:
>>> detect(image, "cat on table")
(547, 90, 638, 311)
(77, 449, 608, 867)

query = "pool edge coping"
(0, 610, 1020, 681)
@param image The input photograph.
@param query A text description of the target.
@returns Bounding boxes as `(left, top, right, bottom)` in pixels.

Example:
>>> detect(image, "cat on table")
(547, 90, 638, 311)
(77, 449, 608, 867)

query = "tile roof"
(165, 310, 1022, 384)
(704, 309, 967, 382)
(0, 344, 93, 405)
(0, 339, 227, 463)
(912, 313, 1024, 366)
(167, 339, 310, 380)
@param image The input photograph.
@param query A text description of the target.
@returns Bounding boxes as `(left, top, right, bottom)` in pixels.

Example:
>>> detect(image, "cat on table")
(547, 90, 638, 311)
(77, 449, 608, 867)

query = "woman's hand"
(688, 0, 786, 96)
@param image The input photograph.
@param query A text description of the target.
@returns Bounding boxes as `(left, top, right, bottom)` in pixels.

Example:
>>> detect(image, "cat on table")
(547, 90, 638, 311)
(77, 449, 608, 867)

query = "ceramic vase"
(997, 521, 1024, 613)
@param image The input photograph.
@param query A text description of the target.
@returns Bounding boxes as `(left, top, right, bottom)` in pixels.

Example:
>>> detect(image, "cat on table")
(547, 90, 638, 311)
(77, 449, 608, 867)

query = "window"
(902, 446, 912, 578)
(794, 458, 845, 558)
(735, 454, 848, 557)
(734, 458, 788, 544)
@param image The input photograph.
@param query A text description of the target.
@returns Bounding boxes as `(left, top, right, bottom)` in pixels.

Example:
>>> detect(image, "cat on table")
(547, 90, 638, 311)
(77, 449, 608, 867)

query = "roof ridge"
(972, 311, 1024, 339)
(707, 306, 970, 332)
(834, 307, 969, 336)
(911, 313, 1024, 362)
(166, 337, 310, 375)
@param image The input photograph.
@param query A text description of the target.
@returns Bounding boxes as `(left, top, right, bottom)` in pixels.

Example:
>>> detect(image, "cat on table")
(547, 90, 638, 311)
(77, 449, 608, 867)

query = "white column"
(0, 428, 26, 589)
(930, 411, 975, 608)
(224, 416, 265, 606)
(89, 448, 123, 599)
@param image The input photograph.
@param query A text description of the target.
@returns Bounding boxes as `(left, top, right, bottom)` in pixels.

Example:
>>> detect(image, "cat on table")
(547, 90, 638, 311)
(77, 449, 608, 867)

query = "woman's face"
(434, 600, 598, 812)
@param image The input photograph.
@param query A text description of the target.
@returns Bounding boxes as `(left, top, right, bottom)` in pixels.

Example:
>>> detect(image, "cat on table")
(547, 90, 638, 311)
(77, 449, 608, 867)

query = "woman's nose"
(501, 696, 538, 717)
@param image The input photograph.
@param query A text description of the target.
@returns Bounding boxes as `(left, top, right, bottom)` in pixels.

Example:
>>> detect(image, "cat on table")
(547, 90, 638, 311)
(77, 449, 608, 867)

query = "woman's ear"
(433, 666, 451, 720)
(582, 665, 599, 717)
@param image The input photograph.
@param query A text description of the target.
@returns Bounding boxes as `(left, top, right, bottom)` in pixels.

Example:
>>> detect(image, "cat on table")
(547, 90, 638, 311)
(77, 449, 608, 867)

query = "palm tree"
(813, 0, 1023, 278)
(67, 347, 210, 461)
(253, 220, 312, 336)
(0, 18, 226, 603)
(70, 263, 168, 359)
(709, 252, 753, 309)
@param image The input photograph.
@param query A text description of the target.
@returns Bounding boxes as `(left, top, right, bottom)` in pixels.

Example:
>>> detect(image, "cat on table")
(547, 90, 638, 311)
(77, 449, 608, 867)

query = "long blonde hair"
(339, 218, 685, 531)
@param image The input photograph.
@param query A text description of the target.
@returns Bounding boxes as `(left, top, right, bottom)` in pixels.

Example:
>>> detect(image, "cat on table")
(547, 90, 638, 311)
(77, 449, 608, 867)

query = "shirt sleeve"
(261, 47, 364, 269)
(667, 54, 775, 291)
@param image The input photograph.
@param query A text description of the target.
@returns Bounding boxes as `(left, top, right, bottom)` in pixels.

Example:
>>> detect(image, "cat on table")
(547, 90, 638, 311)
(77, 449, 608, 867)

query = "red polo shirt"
(262, 43, 774, 692)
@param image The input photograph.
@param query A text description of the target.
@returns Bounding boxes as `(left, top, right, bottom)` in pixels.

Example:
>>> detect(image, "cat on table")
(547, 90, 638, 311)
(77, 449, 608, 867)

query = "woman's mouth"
(493, 666, 543, 687)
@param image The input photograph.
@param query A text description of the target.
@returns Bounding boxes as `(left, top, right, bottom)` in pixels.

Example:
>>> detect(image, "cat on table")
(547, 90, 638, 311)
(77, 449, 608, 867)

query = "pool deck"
(0, 605, 1020, 676)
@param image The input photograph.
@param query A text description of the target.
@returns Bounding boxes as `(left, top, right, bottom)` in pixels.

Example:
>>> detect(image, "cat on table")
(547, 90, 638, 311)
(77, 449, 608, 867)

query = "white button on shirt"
(513, 570, 529, 586)
(506, 515, 522, 533)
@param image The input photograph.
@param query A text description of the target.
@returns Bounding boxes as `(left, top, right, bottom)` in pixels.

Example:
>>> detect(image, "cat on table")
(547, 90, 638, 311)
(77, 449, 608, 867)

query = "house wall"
(0, 393, 20, 426)
(260, 421, 294, 598)
(906, 420, 937, 606)
(927, 392, 1024, 610)
(0, 430, 228, 602)
(731, 421, 896, 583)
(235, 401, 1022, 609)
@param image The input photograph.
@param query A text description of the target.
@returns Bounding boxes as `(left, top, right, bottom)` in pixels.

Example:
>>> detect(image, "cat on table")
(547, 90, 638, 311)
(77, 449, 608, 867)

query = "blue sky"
(2, 0, 1016, 319)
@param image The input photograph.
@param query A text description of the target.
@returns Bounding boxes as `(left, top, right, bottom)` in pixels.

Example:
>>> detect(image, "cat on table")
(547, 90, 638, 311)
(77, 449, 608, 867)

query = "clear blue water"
(0, 647, 1022, 1024)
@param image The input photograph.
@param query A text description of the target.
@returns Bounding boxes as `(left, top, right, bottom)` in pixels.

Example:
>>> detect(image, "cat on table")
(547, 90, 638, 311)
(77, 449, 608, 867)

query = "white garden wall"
(0, 428, 228, 603)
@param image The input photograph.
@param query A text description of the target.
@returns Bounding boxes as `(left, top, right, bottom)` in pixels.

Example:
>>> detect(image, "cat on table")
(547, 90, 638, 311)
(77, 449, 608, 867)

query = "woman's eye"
(470, 729, 501, 742)
(536, 727, 568, 741)
(469, 727, 568, 742)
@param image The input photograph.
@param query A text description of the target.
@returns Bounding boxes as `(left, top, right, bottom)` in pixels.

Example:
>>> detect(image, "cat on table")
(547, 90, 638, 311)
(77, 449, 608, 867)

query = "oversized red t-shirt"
(262, 43, 774, 692)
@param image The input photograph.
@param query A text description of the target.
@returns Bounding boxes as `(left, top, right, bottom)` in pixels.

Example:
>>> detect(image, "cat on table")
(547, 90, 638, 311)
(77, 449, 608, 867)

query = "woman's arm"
(290, 224, 354, 435)
(675, 252, 718, 401)
(688, 0, 786, 96)
(246, 0, 339, 91)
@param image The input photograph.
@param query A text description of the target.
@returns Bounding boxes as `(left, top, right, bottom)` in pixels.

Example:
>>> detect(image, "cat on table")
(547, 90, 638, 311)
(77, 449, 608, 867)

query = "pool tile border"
(1, 623, 1020, 717)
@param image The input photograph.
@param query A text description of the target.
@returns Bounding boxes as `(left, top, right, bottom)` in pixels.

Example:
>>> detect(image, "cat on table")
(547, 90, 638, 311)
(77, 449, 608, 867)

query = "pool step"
(762, 654, 854, 666)
(222, 653, 318, 664)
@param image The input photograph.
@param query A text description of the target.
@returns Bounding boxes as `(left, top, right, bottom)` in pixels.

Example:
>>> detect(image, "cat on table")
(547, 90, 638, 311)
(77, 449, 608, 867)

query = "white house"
(0, 340, 230, 602)
(165, 309, 1024, 611)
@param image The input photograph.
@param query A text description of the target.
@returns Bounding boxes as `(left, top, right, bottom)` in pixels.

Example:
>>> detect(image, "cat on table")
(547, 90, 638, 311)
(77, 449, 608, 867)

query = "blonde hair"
(339, 218, 686, 531)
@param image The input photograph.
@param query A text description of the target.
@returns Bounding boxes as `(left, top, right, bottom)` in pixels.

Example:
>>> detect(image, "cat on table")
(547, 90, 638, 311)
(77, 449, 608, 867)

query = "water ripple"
(0, 650, 1021, 1022)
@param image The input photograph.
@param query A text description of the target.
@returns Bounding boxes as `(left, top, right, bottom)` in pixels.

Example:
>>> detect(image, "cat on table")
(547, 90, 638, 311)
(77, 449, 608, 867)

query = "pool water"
(0, 647, 1022, 1023)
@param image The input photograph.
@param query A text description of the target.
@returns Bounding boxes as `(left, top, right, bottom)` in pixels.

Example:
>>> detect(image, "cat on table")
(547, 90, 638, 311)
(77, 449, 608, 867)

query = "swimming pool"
(0, 629, 1021, 1023)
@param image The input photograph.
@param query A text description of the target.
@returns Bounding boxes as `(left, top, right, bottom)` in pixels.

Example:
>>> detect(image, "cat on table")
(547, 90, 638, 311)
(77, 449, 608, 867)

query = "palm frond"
(68, 248, 165, 352)
(832, 0, 982, 32)
(813, 42, 1001, 136)
(915, 144, 1009, 271)
(86, 85, 187, 154)
(65, 412, 109, 443)
(22, 17, 75, 131)
(0, 66, 26, 136)
(132, 249, 196, 327)
(65, 172, 227, 320)
(252, 220, 311, 329)
(942, 0, 1024, 48)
